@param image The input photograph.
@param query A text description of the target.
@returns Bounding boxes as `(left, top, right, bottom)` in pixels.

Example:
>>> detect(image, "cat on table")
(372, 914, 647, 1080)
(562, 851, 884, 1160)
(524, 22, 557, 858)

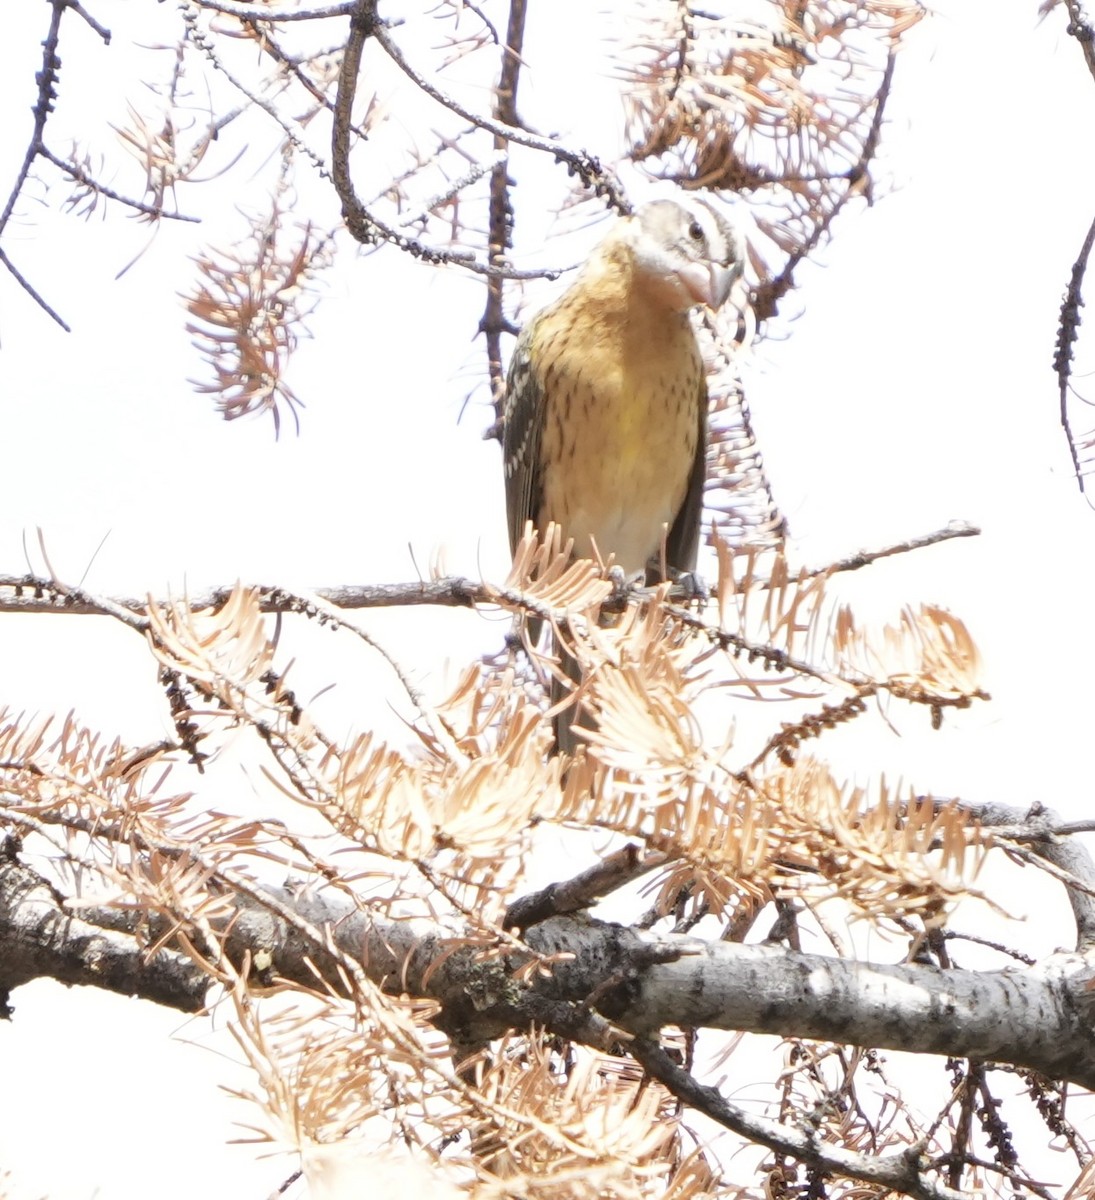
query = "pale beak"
(678, 261, 736, 310)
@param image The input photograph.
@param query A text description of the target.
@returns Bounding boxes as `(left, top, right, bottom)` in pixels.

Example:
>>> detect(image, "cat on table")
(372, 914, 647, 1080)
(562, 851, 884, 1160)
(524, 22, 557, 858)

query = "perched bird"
(502, 198, 744, 752)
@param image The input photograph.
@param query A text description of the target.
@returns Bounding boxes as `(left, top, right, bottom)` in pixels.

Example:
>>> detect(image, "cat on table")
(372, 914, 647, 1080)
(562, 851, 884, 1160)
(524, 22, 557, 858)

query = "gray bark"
(6, 860, 1091, 1089)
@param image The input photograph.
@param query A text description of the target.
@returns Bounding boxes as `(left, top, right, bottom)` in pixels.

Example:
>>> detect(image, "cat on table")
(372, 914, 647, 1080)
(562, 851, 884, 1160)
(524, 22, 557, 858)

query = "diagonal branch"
(0, 0, 71, 328)
(330, 1, 564, 280)
(972, 800, 1095, 950)
(629, 1035, 962, 1200)
(503, 843, 665, 930)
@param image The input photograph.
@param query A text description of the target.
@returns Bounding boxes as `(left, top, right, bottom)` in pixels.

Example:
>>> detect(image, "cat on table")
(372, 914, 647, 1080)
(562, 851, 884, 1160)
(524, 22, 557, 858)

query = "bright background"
(1, 2, 1093, 1197)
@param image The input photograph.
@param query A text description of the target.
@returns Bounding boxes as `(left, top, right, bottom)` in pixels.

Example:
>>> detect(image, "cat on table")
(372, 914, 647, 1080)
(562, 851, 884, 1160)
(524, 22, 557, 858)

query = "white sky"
(1, 2, 1094, 1197)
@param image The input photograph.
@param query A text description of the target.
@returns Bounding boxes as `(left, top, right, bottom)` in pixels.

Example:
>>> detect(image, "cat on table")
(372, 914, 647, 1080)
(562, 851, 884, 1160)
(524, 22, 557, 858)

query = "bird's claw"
(670, 570, 708, 603)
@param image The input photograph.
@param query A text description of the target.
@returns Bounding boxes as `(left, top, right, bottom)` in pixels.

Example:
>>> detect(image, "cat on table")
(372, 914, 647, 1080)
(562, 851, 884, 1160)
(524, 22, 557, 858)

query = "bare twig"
(811, 521, 980, 580)
(0, 0, 69, 327)
(503, 843, 666, 930)
(754, 50, 898, 323)
(330, 1, 562, 280)
(67, 1, 111, 42)
(628, 1037, 963, 1200)
(1053, 209, 1095, 493)
(194, 0, 357, 20)
(0, 248, 71, 331)
(371, 19, 627, 215)
(964, 800, 1095, 950)
(39, 147, 199, 222)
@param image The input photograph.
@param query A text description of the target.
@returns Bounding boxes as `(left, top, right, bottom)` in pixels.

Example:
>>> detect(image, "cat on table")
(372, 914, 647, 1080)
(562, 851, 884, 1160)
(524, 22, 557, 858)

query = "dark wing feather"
(656, 378, 709, 581)
(502, 318, 547, 556)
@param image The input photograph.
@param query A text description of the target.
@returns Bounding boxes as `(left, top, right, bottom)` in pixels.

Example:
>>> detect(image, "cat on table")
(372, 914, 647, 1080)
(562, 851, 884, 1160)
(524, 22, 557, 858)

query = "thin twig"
(1053, 209, 1095, 494)
(330, 1, 560, 280)
(0, 0, 64, 237)
(754, 50, 897, 323)
(964, 800, 1095, 950)
(39, 147, 200, 222)
(503, 843, 665, 929)
(811, 521, 980, 580)
(0, 248, 71, 331)
(194, 0, 358, 20)
(371, 18, 627, 213)
(0, 0, 72, 326)
(628, 1037, 963, 1200)
(67, 0, 111, 42)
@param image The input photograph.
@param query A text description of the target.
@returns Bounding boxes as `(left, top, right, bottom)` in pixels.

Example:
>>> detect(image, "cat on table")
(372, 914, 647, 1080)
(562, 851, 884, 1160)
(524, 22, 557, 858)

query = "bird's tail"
(549, 625, 593, 758)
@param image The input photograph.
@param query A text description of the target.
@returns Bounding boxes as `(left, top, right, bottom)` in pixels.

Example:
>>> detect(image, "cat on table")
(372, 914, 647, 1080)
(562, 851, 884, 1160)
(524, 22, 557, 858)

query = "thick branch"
(10, 874, 1094, 1091)
(510, 918, 1095, 1091)
(0, 855, 206, 1012)
(482, 0, 527, 423)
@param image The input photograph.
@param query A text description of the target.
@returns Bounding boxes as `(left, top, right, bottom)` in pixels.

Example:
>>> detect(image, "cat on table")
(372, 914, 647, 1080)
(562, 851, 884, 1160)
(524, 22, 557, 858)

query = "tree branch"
(503, 843, 665, 930)
(1053, 207, 1095, 493)
(196, 0, 358, 20)
(629, 1037, 962, 1200)
(5, 870, 1095, 1091)
(0, 521, 981, 619)
(972, 800, 1095, 950)
(370, 18, 627, 215)
(1064, 0, 1095, 84)
(482, 0, 527, 425)
(0, 852, 205, 1012)
(330, 0, 580, 280)
(0, 0, 72, 328)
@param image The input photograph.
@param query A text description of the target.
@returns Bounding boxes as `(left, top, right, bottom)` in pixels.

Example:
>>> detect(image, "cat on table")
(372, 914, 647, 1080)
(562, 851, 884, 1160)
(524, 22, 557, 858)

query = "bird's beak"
(679, 261, 736, 310)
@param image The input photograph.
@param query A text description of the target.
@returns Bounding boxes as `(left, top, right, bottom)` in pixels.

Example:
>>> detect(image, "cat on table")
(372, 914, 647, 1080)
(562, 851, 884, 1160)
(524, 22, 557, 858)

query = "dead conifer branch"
(39, 146, 200, 223)
(613, 2, 923, 321)
(369, 19, 628, 214)
(330, 7, 610, 278)
(968, 800, 1095, 948)
(184, 210, 332, 432)
(0, 516, 975, 617)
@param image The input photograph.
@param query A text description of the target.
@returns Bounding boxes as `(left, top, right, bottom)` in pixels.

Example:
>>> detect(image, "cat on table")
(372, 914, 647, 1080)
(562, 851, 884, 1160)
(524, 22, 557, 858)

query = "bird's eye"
(688, 219, 705, 242)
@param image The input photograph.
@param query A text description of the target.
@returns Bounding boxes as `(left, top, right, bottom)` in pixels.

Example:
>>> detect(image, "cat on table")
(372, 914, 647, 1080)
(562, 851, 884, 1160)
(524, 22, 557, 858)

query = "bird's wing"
(502, 316, 547, 556)
(658, 376, 709, 579)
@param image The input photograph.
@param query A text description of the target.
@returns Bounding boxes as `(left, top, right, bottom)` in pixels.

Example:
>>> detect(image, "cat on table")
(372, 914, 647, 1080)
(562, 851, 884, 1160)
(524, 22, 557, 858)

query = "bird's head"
(623, 198, 745, 313)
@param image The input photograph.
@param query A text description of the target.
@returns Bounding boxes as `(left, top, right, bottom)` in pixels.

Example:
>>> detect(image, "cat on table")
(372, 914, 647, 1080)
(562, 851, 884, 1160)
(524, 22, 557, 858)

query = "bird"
(502, 198, 745, 754)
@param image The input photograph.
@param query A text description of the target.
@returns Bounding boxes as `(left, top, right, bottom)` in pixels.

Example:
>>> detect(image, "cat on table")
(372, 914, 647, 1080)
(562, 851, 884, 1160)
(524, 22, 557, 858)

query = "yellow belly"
(536, 306, 703, 576)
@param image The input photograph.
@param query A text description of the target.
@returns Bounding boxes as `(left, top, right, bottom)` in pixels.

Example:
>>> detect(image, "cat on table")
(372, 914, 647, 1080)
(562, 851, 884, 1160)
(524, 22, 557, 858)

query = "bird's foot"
(669, 570, 709, 604)
(606, 565, 644, 609)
